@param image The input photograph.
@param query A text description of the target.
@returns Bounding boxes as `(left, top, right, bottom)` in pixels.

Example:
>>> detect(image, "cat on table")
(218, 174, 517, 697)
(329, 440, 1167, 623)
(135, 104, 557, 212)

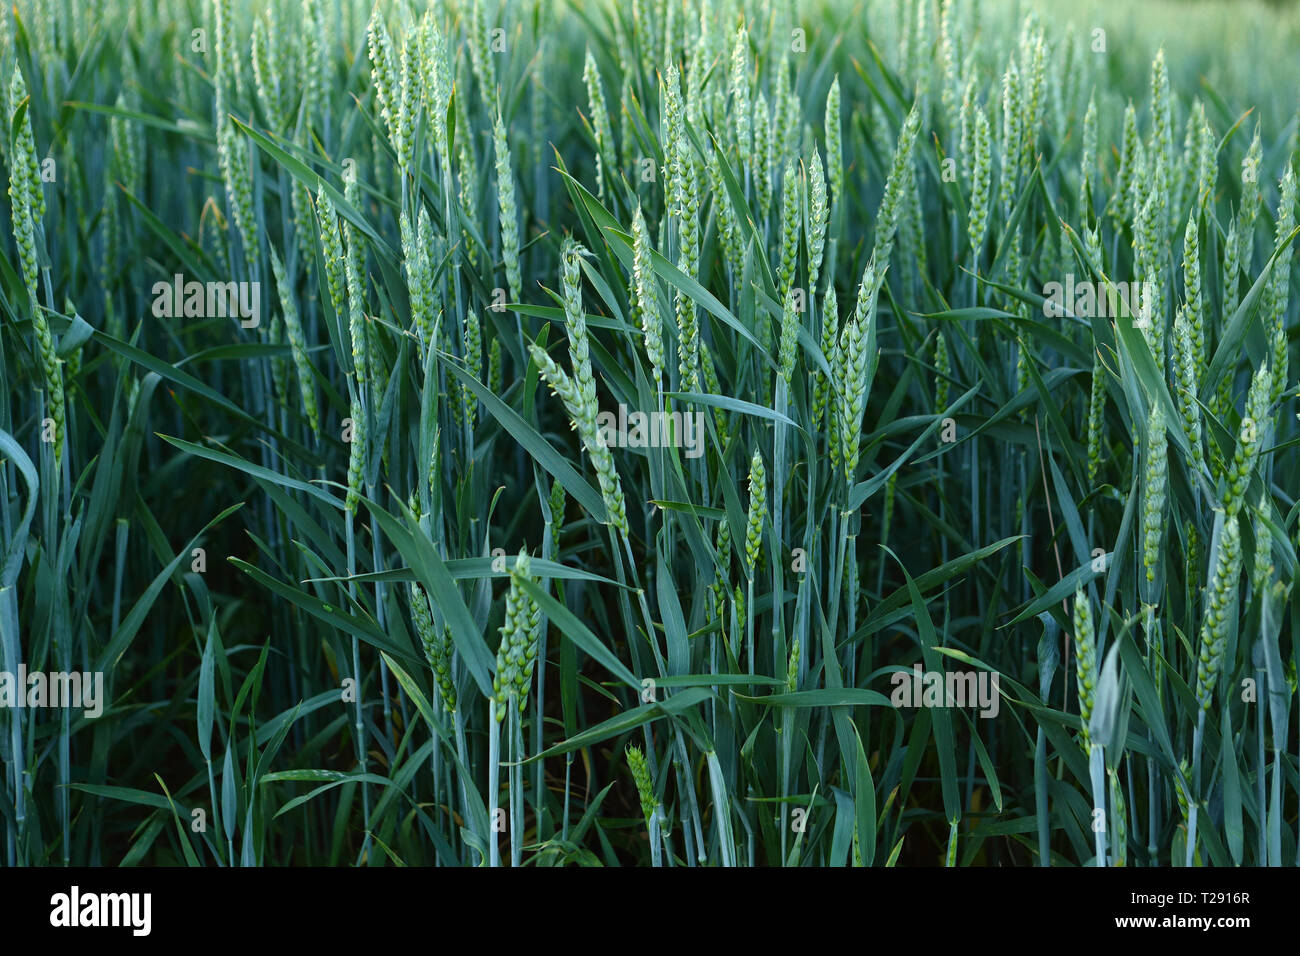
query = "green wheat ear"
(1224, 363, 1272, 518)
(487, 337, 502, 395)
(825, 76, 843, 210)
(401, 208, 437, 352)
(807, 149, 828, 294)
(418, 10, 450, 165)
(1195, 515, 1243, 712)
(1073, 586, 1096, 749)
(837, 258, 883, 484)
(812, 285, 839, 433)
(1141, 403, 1168, 593)
(729, 27, 751, 161)
(251, 12, 284, 130)
(626, 745, 658, 830)
(493, 110, 521, 303)
(1250, 491, 1274, 601)
(1172, 307, 1206, 478)
(345, 394, 366, 516)
(8, 66, 63, 463)
(744, 448, 767, 580)
(1112, 103, 1140, 226)
(548, 478, 567, 548)
(1085, 350, 1107, 486)
(873, 99, 923, 270)
(583, 49, 614, 201)
(528, 334, 630, 539)
(754, 91, 774, 213)
(411, 583, 457, 715)
(1108, 769, 1128, 866)
(268, 246, 319, 435)
(342, 174, 369, 391)
(777, 287, 801, 385)
(493, 550, 541, 720)
(457, 141, 481, 271)
(933, 330, 951, 413)
(777, 160, 801, 298)
(366, 11, 398, 146)
(462, 308, 483, 429)
(631, 205, 664, 389)
(966, 102, 991, 260)
(217, 115, 259, 268)
(316, 188, 347, 322)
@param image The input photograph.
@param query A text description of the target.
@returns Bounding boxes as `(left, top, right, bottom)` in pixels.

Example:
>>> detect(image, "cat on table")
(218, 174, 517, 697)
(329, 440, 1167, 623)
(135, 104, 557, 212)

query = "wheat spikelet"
(1194, 515, 1243, 712)
(1073, 586, 1096, 748)
(744, 449, 767, 580)
(268, 246, 320, 435)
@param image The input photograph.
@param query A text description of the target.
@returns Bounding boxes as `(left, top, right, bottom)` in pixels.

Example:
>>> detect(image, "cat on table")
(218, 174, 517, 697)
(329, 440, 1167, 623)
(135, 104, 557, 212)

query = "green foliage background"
(0, 0, 1297, 866)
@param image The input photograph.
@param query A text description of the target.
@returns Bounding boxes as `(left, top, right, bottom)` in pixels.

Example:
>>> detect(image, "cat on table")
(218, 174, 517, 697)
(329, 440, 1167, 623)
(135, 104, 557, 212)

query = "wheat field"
(0, 0, 1297, 867)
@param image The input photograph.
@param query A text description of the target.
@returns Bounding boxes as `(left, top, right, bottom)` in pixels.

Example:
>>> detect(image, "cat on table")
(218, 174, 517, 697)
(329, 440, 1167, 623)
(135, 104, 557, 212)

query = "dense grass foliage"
(1, 0, 1298, 867)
